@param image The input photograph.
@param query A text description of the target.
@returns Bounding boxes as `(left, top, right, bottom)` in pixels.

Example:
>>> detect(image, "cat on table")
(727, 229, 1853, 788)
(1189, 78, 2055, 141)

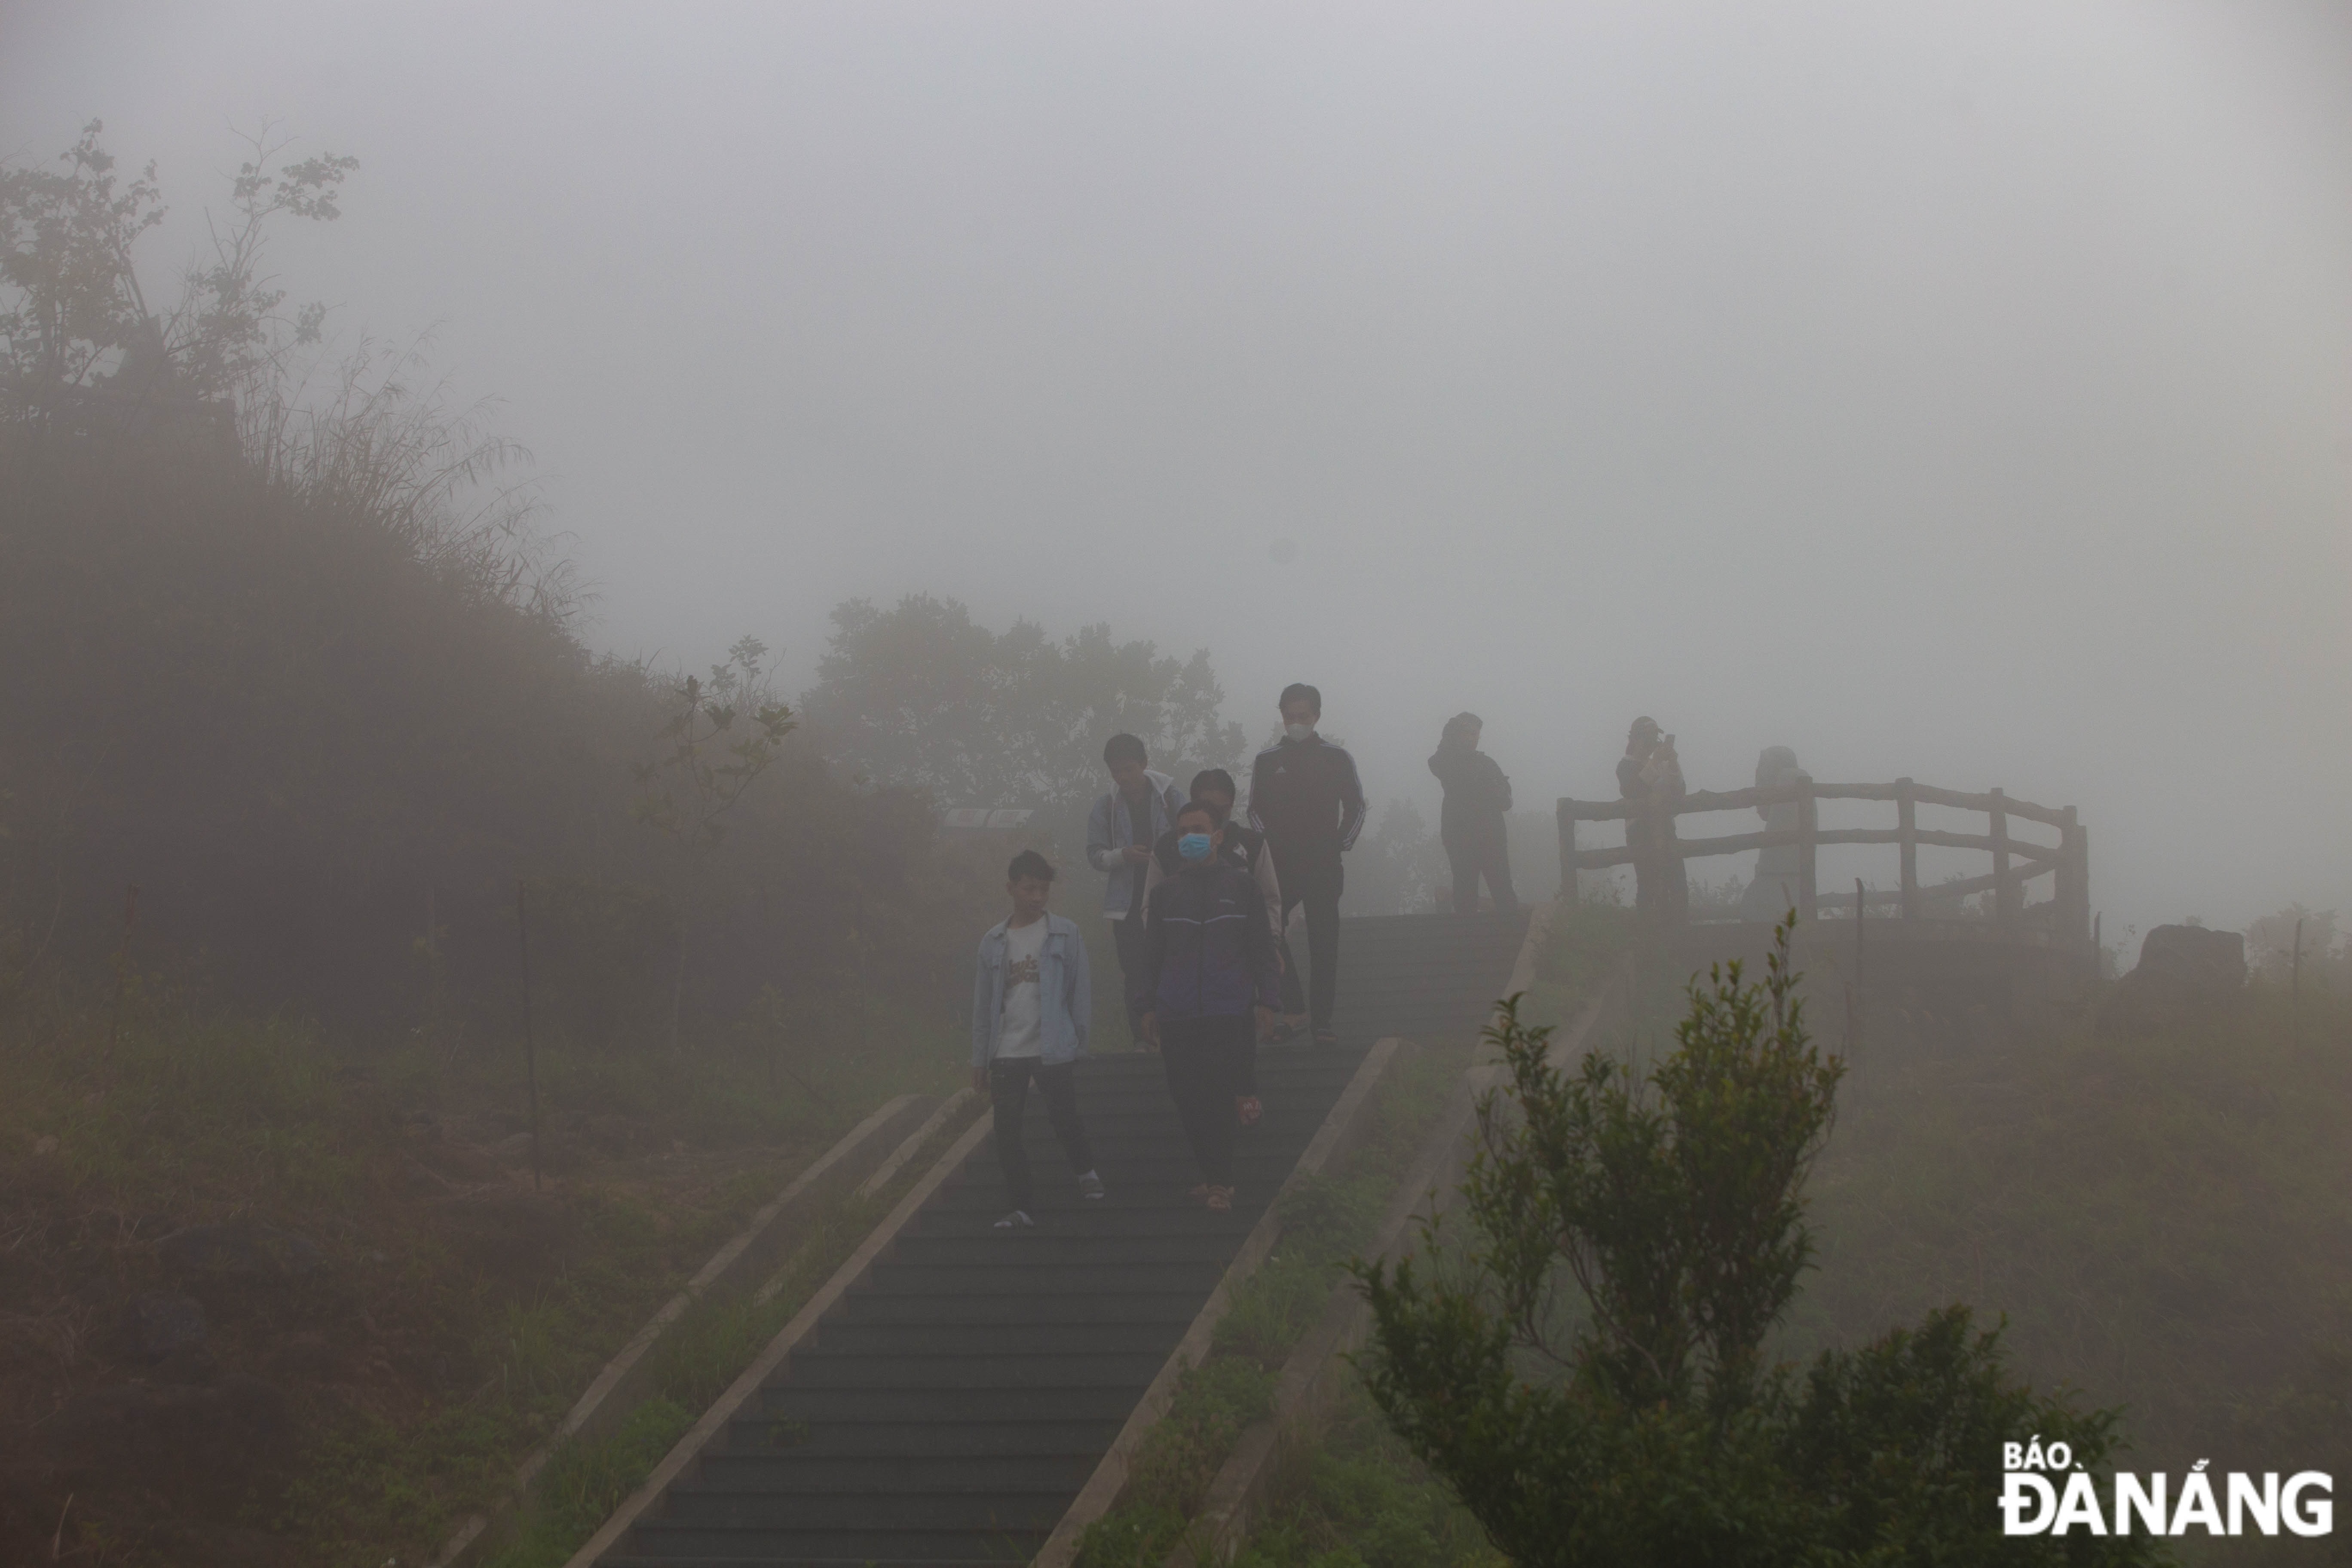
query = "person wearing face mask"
(1247, 684, 1366, 1050)
(1135, 802, 1281, 1212)
(1141, 768, 1283, 1126)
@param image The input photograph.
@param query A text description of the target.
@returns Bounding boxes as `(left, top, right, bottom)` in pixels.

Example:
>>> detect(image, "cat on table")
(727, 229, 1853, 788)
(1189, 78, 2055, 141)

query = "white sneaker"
(1077, 1171, 1106, 1200)
(992, 1209, 1035, 1230)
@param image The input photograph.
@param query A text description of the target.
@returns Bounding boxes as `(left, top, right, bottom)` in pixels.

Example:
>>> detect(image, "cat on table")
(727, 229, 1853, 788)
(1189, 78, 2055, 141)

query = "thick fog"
(7, 1, 2348, 940)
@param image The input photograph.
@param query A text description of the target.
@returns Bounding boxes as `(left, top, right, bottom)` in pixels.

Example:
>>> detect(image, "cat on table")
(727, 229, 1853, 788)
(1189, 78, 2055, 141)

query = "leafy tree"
(1, 119, 354, 415)
(1354, 917, 2164, 1567)
(0, 121, 163, 396)
(800, 593, 1245, 824)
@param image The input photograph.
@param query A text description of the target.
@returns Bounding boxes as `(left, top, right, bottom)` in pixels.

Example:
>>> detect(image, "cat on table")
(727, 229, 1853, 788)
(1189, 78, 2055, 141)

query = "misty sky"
(7, 2, 2349, 944)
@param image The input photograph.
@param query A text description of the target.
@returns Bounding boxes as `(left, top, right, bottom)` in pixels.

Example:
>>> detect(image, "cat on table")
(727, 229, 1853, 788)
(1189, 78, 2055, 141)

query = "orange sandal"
(1205, 1185, 1234, 1213)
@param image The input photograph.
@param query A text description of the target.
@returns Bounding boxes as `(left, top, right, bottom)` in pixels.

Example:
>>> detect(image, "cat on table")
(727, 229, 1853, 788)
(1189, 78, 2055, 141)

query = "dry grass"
(0, 961, 963, 1567)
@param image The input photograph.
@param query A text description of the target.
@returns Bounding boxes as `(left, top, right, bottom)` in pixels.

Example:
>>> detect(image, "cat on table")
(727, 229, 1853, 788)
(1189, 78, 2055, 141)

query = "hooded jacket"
(1427, 743, 1513, 849)
(1134, 861, 1282, 1022)
(1142, 820, 1284, 943)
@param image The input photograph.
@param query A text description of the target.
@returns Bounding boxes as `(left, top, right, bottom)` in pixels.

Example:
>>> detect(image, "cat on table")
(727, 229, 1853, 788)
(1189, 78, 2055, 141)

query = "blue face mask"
(1177, 832, 1214, 862)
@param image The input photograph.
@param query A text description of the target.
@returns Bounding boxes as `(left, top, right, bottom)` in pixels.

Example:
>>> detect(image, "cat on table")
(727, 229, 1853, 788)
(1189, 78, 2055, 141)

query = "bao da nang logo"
(2002, 1437, 2332, 1538)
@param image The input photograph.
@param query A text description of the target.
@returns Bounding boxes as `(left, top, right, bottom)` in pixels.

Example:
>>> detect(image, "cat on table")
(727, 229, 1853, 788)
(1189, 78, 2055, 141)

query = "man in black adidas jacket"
(1246, 683, 1365, 1049)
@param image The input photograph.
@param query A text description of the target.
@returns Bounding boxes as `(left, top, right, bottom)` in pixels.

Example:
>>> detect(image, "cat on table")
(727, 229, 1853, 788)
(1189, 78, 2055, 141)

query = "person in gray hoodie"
(971, 850, 1103, 1230)
(1086, 733, 1186, 1047)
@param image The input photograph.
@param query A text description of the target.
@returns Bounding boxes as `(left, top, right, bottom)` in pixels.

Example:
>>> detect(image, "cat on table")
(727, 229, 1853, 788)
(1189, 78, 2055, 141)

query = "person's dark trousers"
(988, 1057, 1094, 1212)
(1160, 1016, 1252, 1187)
(1273, 856, 1344, 1035)
(1446, 835, 1519, 915)
(1111, 915, 1152, 1046)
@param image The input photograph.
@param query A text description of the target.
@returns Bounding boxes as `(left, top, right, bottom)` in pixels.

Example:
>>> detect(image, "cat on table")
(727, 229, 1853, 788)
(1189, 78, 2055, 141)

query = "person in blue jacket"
(972, 850, 1103, 1231)
(1135, 802, 1281, 1213)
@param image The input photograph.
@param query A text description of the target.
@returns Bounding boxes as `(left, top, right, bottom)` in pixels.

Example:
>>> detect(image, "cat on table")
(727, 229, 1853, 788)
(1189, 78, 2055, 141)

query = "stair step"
(760, 1384, 1140, 1423)
(830, 1291, 1199, 1326)
(781, 1351, 1169, 1390)
(718, 1418, 1124, 1459)
(886, 1232, 1247, 1266)
(658, 1488, 1070, 1531)
(689, 1453, 1102, 1493)
(809, 1320, 1183, 1357)
(859, 1262, 1232, 1295)
(620, 1524, 1046, 1562)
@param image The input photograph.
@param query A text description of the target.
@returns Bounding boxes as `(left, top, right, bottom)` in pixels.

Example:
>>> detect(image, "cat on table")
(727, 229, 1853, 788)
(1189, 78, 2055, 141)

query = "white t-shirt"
(997, 919, 1049, 1059)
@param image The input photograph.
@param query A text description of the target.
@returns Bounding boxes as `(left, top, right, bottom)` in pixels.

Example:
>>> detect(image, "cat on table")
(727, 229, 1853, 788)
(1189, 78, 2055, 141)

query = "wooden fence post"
(2055, 805, 2089, 952)
(1557, 800, 1577, 905)
(1795, 774, 1817, 924)
(1989, 788, 2018, 929)
(1656, 792, 1686, 928)
(1850, 876, 1865, 1055)
(1895, 777, 1919, 921)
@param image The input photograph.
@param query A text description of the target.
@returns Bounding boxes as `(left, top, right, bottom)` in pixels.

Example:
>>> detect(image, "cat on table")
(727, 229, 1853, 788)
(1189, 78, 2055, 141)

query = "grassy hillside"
(1795, 980, 2352, 1477)
(1231, 906, 2351, 1566)
(0, 423, 1021, 1562)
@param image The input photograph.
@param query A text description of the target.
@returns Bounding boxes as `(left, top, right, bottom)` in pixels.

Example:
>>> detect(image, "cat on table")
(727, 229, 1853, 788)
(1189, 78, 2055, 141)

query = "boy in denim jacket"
(972, 850, 1103, 1229)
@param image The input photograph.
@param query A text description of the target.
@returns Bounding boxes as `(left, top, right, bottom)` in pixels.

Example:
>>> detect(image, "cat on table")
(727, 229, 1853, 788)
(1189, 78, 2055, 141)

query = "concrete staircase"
(596, 910, 1531, 1568)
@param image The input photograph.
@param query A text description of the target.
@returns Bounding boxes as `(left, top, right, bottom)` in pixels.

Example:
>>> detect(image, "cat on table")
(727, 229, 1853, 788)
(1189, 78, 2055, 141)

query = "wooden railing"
(1557, 776, 2089, 946)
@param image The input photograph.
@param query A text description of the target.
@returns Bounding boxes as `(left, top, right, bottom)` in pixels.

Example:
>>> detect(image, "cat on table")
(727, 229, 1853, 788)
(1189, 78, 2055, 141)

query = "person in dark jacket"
(1141, 768, 1282, 1127)
(1247, 683, 1365, 1049)
(1136, 802, 1281, 1212)
(1427, 712, 1518, 915)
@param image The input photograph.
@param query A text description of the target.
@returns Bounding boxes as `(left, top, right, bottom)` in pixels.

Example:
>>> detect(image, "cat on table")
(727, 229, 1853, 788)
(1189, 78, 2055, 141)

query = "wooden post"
(1795, 773, 1817, 924)
(2293, 915, 2305, 1050)
(2055, 806, 2089, 953)
(517, 879, 543, 1193)
(1895, 778, 1919, 921)
(1557, 800, 1577, 905)
(1851, 876, 1865, 1057)
(1989, 788, 2017, 928)
(1655, 792, 1685, 928)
